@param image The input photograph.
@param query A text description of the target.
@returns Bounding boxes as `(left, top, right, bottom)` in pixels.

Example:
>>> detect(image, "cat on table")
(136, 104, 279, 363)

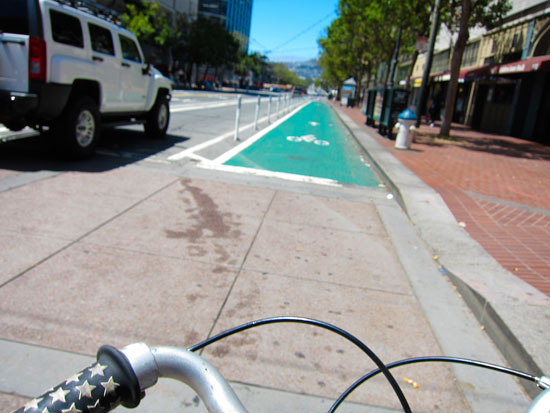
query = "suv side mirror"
(142, 63, 151, 75)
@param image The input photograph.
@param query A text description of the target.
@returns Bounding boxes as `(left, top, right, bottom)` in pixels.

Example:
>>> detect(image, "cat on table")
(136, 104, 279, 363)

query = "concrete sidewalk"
(330, 101, 550, 398)
(0, 101, 545, 412)
(334, 103, 550, 296)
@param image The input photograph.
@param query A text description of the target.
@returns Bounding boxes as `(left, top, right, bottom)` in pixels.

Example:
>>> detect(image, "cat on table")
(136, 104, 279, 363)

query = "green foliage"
(318, 0, 433, 90)
(187, 17, 240, 69)
(440, 0, 512, 32)
(121, 0, 171, 46)
(236, 51, 269, 77)
(271, 63, 300, 85)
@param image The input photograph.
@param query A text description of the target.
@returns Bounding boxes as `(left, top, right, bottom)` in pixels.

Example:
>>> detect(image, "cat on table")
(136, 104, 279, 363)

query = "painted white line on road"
(168, 102, 306, 161)
(170, 97, 257, 113)
(212, 101, 312, 165)
(168, 132, 234, 161)
(186, 152, 210, 162)
(197, 162, 341, 187)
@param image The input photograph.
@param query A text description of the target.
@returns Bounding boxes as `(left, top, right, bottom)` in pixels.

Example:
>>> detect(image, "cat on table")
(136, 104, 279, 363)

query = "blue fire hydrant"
(395, 109, 417, 150)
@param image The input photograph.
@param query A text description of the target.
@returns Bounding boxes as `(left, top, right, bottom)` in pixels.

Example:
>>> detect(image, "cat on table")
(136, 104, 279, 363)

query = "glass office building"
(199, 0, 253, 51)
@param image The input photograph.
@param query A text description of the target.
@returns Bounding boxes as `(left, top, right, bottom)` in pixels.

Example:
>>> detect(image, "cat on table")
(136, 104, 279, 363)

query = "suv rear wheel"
(144, 93, 170, 139)
(56, 96, 100, 158)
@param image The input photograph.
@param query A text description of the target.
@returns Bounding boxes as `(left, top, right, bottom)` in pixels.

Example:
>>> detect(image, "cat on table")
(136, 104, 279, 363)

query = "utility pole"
(388, 27, 403, 89)
(415, 0, 441, 127)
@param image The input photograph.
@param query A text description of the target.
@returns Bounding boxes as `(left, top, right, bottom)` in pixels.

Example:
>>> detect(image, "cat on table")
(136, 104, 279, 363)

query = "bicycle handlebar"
(13, 343, 246, 413)
(11, 316, 550, 413)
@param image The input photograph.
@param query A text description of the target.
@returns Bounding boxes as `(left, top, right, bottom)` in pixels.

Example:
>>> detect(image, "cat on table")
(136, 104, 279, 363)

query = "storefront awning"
(430, 65, 490, 82)
(490, 55, 550, 75)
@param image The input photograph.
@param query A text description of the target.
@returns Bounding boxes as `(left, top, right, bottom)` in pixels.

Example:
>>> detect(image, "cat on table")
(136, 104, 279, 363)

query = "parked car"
(0, 0, 173, 158)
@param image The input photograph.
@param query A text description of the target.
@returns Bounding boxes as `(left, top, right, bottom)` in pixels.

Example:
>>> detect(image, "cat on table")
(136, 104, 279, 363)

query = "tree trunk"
(405, 49, 419, 89)
(440, 0, 471, 137)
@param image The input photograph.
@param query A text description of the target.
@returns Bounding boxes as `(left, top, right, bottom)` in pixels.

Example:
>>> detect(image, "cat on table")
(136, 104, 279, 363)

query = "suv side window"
(50, 9, 83, 48)
(89, 23, 115, 55)
(119, 34, 142, 63)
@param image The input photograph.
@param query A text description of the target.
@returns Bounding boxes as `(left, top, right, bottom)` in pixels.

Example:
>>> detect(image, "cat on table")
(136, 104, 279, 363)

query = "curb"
(331, 104, 550, 398)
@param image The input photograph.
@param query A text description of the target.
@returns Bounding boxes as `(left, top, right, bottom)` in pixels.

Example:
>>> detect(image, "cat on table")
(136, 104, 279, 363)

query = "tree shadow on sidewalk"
(414, 122, 550, 161)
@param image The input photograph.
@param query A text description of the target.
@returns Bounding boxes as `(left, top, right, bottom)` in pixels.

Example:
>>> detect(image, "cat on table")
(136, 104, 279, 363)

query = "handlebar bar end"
(97, 345, 143, 409)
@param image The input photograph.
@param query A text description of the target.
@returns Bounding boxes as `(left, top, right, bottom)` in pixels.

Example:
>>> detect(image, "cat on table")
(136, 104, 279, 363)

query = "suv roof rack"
(51, 0, 124, 26)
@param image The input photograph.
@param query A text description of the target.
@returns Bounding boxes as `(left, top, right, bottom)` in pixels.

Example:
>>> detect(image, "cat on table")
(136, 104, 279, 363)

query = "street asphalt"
(0, 98, 546, 412)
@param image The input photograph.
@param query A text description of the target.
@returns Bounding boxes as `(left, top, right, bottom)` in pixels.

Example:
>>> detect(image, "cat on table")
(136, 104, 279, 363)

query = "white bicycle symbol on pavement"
(286, 134, 330, 146)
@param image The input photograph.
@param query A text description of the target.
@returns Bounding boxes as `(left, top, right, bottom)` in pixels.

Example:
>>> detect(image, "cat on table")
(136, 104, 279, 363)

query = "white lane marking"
(186, 153, 209, 162)
(197, 162, 341, 187)
(168, 132, 234, 161)
(286, 134, 329, 146)
(168, 101, 309, 161)
(170, 97, 257, 113)
(212, 101, 312, 165)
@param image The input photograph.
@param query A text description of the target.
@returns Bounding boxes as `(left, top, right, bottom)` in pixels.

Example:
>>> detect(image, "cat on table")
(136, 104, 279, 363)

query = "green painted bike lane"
(223, 101, 380, 187)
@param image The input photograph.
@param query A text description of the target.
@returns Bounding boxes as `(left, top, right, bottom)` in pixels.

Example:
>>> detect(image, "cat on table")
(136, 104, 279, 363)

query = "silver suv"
(0, 0, 172, 158)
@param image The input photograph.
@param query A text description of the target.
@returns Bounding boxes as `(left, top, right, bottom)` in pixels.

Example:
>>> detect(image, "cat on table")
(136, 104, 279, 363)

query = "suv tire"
(144, 94, 170, 139)
(56, 96, 100, 159)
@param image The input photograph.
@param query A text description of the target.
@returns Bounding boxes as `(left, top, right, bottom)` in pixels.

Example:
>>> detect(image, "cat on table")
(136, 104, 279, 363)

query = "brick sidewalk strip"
(333, 102, 550, 296)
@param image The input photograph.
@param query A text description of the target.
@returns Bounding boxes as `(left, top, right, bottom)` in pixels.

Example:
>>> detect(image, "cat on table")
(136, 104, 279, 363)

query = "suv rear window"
(0, 0, 29, 35)
(50, 9, 83, 48)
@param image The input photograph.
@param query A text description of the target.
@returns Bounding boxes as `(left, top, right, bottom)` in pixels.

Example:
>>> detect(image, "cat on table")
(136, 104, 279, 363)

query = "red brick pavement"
(333, 102, 550, 296)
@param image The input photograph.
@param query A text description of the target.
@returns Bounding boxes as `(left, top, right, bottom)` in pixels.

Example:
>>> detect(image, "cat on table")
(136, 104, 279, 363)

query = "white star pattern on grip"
(87, 399, 101, 412)
(76, 380, 96, 399)
(61, 403, 82, 413)
(65, 372, 82, 385)
(23, 398, 43, 411)
(100, 376, 119, 396)
(49, 387, 70, 404)
(88, 363, 108, 378)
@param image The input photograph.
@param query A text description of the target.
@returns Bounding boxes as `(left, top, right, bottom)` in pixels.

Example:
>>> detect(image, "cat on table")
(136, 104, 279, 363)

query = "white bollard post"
(234, 95, 242, 141)
(267, 96, 272, 124)
(254, 95, 261, 130)
(276, 95, 281, 118)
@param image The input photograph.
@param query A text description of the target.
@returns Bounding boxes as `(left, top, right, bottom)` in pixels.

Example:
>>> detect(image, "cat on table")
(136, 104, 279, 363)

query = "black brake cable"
(188, 316, 412, 413)
(328, 356, 538, 412)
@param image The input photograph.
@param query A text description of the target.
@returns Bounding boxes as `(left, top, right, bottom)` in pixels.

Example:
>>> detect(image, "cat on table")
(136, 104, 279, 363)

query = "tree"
(318, 0, 433, 98)
(439, 0, 511, 137)
(121, 0, 171, 47)
(235, 52, 270, 87)
(186, 16, 240, 84)
(271, 63, 302, 85)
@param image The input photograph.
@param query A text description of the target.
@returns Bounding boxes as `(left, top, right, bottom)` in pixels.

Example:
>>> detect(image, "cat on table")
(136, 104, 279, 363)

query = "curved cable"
(188, 316, 412, 413)
(328, 356, 538, 412)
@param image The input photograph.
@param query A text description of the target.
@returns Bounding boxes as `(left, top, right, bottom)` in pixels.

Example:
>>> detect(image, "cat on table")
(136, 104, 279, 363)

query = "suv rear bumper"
(0, 90, 39, 123)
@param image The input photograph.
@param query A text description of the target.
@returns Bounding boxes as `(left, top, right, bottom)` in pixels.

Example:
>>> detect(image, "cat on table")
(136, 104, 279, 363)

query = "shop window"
(533, 27, 550, 56)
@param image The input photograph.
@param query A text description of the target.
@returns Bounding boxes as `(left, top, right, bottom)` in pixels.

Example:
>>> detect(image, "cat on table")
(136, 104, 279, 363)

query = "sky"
(249, 0, 339, 62)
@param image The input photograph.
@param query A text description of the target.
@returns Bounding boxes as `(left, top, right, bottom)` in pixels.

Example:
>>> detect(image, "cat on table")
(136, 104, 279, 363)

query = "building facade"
(198, 0, 253, 50)
(400, 0, 550, 143)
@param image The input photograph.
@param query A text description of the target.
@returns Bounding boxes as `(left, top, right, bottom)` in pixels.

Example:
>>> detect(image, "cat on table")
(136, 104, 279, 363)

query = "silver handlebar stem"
(120, 343, 247, 413)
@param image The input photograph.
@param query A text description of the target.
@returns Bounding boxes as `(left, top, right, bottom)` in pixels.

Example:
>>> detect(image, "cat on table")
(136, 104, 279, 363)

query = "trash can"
(379, 88, 410, 139)
(395, 109, 417, 150)
(365, 89, 379, 126)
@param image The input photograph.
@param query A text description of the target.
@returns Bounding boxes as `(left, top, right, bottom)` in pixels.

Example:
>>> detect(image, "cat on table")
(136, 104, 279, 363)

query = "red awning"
(490, 55, 550, 75)
(430, 65, 490, 82)
(463, 65, 491, 79)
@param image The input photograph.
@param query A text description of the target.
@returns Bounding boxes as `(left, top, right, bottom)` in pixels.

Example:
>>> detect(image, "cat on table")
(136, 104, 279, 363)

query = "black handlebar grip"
(12, 345, 143, 413)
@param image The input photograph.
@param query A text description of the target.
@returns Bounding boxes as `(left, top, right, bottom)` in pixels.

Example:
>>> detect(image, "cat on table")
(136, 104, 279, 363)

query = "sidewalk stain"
(223, 101, 380, 187)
